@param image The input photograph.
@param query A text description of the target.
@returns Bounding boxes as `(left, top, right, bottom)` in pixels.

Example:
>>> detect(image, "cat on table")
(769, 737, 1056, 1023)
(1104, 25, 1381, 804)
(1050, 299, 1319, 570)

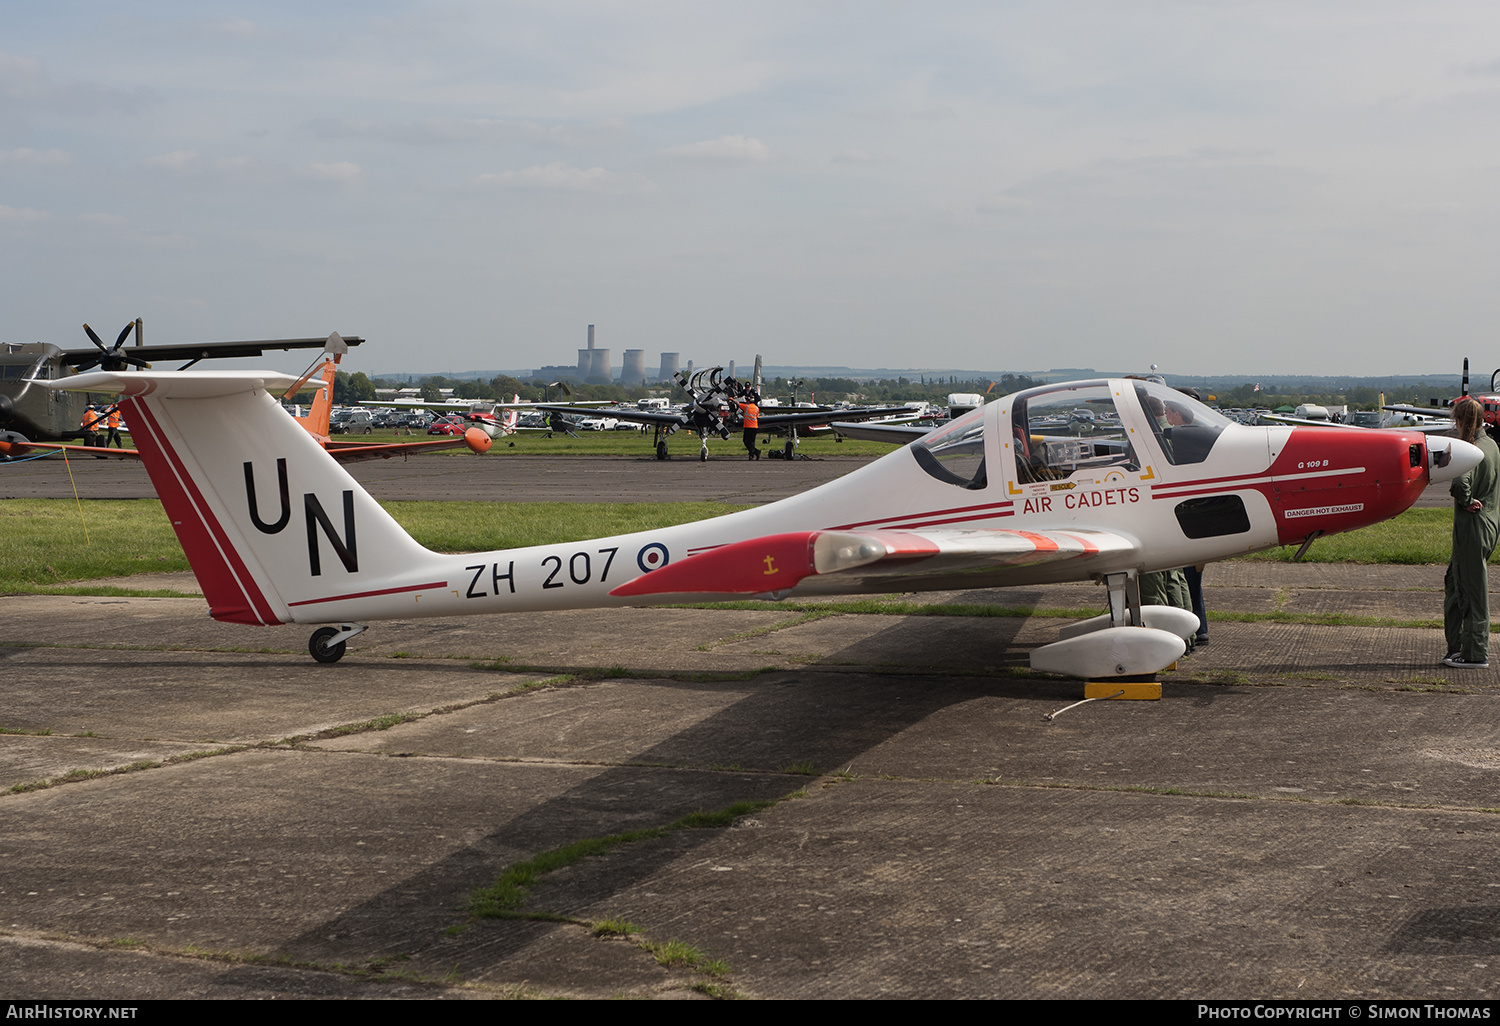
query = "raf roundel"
(636, 543, 670, 573)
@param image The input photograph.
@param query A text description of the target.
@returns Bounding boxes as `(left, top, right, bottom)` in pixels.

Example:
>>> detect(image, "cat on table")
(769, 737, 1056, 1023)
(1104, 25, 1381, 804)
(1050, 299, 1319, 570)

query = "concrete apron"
(3, 561, 1500, 998)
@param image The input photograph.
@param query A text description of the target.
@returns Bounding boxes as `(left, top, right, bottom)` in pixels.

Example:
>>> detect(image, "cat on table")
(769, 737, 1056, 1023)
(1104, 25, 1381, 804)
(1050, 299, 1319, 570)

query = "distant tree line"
(309, 371, 1049, 407)
(303, 368, 1451, 413)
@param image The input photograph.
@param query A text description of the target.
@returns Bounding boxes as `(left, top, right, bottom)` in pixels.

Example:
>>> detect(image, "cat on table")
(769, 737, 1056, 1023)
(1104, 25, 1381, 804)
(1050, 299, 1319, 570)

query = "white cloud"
(143, 151, 267, 182)
(0, 147, 69, 166)
(476, 162, 651, 193)
(665, 134, 769, 162)
(0, 204, 48, 223)
(145, 150, 200, 171)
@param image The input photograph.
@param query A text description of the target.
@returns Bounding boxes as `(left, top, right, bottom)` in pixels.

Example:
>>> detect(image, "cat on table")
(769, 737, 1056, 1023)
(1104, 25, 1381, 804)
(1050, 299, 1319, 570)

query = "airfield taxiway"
(0, 452, 874, 504)
(5, 546, 1500, 993)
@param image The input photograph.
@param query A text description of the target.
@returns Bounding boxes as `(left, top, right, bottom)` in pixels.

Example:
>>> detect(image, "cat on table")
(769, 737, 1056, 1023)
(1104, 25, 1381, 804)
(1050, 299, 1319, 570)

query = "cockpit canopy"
(1129, 379, 1231, 465)
(1010, 380, 1139, 483)
(910, 404, 986, 489)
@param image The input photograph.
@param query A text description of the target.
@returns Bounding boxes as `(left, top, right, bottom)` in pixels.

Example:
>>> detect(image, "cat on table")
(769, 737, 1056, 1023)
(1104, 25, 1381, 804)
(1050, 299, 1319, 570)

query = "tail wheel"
(699, 447, 708, 462)
(309, 626, 346, 664)
(656, 441, 669, 460)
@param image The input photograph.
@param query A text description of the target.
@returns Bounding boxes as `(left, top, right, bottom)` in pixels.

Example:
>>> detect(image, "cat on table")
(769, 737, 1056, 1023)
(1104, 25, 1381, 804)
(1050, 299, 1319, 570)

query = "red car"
(427, 415, 468, 436)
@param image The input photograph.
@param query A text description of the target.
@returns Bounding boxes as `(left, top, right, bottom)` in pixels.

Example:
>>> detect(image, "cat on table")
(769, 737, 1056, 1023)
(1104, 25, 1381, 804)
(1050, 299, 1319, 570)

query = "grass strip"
(0, 498, 753, 591)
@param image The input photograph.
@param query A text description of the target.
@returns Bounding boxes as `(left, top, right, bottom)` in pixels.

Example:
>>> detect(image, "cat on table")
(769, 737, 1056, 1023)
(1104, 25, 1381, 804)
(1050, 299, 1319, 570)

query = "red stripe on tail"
(123, 397, 281, 625)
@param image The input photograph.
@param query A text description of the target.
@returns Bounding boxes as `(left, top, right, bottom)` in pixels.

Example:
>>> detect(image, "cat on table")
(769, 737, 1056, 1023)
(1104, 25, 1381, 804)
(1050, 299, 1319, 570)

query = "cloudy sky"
(4, 1, 1500, 377)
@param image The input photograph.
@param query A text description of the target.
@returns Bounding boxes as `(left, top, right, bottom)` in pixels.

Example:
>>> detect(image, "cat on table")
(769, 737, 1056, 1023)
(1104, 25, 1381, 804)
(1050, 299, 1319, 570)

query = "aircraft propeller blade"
(79, 322, 151, 372)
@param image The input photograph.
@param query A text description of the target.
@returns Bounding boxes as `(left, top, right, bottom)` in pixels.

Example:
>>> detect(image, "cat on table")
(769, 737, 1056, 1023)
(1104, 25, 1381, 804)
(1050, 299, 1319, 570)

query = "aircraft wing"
(758, 405, 913, 431)
(1257, 413, 1354, 428)
(828, 421, 936, 445)
(1383, 404, 1453, 419)
(320, 437, 487, 463)
(359, 399, 615, 411)
(359, 400, 476, 412)
(610, 526, 1138, 600)
(0, 436, 138, 460)
(60, 336, 365, 368)
(1259, 411, 1455, 434)
(535, 404, 687, 427)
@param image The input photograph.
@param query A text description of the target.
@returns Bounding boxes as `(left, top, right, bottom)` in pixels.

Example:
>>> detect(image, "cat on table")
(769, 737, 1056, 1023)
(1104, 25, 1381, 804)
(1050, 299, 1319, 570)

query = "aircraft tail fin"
(293, 355, 338, 439)
(50, 370, 435, 626)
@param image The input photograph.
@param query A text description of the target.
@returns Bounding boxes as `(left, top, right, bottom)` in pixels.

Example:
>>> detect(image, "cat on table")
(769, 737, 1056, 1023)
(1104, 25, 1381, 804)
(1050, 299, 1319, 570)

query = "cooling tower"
(587, 347, 612, 384)
(621, 349, 646, 384)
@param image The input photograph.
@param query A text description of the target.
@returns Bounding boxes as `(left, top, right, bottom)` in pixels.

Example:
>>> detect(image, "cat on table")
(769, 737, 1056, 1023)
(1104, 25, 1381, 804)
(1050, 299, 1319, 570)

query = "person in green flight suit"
(1444, 397, 1500, 669)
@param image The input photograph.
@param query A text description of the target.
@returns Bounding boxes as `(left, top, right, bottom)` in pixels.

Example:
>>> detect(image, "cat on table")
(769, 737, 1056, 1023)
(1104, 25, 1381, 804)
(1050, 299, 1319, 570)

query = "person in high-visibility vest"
(81, 406, 104, 446)
(740, 394, 760, 460)
(106, 406, 124, 448)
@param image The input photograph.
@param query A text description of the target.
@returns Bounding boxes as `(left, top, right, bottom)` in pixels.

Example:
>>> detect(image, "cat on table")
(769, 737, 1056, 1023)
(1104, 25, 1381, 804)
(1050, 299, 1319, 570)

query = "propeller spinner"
(75, 321, 151, 373)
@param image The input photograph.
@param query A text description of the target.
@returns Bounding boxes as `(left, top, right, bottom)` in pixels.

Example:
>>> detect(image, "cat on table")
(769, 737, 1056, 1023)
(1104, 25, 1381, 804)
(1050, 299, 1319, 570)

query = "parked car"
(428, 415, 468, 436)
(330, 409, 373, 435)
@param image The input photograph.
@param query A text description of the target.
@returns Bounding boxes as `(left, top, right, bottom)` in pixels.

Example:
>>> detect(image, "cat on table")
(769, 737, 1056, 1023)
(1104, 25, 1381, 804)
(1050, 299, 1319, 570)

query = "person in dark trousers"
(81, 406, 103, 446)
(741, 394, 760, 460)
(105, 405, 124, 448)
(1184, 564, 1208, 646)
(1444, 398, 1500, 669)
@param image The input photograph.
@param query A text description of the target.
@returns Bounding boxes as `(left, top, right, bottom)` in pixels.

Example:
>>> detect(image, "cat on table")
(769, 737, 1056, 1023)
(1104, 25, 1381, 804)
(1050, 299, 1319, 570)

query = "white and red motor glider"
(46, 371, 1480, 678)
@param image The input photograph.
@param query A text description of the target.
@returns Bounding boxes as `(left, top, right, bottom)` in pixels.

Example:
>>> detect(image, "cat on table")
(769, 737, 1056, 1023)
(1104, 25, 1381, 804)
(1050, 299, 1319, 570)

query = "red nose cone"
(463, 427, 493, 454)
(1271, 427, 1427, 545)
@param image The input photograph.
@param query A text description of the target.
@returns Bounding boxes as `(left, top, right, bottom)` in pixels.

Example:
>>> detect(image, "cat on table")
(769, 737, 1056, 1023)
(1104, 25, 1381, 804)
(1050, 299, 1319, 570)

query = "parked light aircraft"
(50, 369, 1481, 680)
(279, 335, 492, 461)
(1, 334, 489, 463)
(0, 320, 364, 446)
(360, 394, 611, 439)
(537, 361, 910, 461)
(1382, 359, 1500, 440)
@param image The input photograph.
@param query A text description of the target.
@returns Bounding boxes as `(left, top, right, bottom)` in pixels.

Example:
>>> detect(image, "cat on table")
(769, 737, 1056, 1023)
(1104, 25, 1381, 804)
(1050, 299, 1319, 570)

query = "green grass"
(592, 917, 640, 937)
(468, 799, 777, 918)
(386, 500, 752, 554)
(1234, 507, 1461, 565)
(0, 499, 190, 586)
(0, 498, 751, 592)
